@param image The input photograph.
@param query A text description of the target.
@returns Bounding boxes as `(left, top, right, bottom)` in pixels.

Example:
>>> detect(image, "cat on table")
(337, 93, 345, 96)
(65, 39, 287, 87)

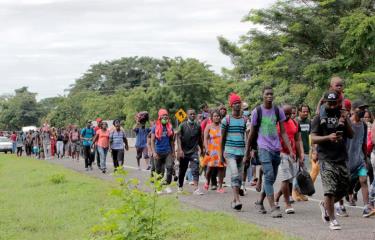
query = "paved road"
(44, 149, 375, 240)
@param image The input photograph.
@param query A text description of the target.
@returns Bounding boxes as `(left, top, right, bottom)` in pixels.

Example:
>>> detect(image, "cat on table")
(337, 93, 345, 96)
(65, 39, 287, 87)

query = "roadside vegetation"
(0, 155, 297, 240)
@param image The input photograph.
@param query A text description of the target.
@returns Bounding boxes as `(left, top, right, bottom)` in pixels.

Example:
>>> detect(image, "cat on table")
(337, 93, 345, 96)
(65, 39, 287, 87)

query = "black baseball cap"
(352, 100, 369, 110)
(324, 91, 338, 102)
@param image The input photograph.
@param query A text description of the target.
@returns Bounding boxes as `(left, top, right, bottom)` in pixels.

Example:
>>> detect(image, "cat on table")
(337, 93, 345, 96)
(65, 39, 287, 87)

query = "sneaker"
(363, 207, 375, 218)
(319, 201, 330, 223)
(329, 219, 341, 230)
(255, 201, 267, 214)
(271, 207, 282, 218)
(193, 189, 204, 195)
(165, 187, 173, 194)
(289, 196, 295, 204)
(274, 202, 280, 209)
(216, 188, 225, 193)
(211, 185, 217, 191)
(335, 203, 349, 217)
(203, 183, 209, 191)
(285, 207, 295, 214)
(146, 166, 151, 170)
(177, 187, 183, 193)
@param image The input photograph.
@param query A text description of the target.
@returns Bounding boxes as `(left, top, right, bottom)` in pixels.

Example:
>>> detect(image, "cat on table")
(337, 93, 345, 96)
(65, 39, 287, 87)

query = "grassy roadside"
(0, 155, 297, 240)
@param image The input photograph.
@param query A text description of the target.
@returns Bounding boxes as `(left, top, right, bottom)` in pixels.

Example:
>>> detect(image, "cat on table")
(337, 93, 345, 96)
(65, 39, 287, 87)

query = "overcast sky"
(0, 0, 274, 100)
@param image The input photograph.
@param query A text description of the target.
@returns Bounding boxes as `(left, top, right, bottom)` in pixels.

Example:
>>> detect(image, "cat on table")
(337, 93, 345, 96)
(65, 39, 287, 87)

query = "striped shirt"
(221, 116, 246, 156)
(110, 130, 126, 150)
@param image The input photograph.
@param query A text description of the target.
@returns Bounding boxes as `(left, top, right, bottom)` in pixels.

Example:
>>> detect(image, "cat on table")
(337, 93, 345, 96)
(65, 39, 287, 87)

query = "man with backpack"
(150, 109, 175, 194)
(245, 86, 294, 218)
(220, 93, 247, 211)
(81, 121, 95, 171)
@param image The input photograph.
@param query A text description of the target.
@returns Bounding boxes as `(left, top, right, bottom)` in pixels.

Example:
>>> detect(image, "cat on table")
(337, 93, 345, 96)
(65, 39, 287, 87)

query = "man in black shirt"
(311, 91, 353, 230)
(176, 109, 204, 195)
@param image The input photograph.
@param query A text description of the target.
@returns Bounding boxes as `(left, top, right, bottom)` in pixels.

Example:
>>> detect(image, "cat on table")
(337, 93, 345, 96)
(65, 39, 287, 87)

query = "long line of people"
(2, 76, 375, 231)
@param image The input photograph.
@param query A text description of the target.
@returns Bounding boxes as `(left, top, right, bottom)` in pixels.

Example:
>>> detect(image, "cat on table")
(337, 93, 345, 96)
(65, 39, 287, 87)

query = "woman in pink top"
(93, 122, 110, 173)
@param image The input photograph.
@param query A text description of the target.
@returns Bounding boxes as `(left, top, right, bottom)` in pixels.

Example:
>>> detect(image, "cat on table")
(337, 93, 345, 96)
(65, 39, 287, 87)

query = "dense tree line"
(0, 0, 374, 130)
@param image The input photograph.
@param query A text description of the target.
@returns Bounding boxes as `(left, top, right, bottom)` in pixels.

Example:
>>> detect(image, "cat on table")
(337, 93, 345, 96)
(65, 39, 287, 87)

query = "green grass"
(0, 155, 116, 240)
(0, 155, 296, 240)
(164, 205, 297, 240)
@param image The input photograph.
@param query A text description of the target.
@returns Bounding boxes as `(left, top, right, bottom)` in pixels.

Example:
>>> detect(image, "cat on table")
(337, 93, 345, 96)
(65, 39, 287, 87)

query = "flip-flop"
(255, 201, 267, 214)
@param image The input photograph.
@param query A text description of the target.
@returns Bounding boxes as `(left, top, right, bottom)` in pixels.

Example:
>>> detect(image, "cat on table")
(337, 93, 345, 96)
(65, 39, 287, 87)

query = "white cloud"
(0, 0, 275, 99)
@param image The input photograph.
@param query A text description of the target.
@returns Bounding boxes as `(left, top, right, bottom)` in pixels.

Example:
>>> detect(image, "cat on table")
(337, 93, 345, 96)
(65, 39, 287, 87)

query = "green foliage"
(2, 0, 374, 129)
(219, 0, 375, 110)
(45, 57, 227, 129)
(91, 169, 166, 240)
(0, 155, 117, 240)
(0, 87, 41, 130)
(1, 155, 296, 240)
(68, 56, 171, 95)
(49, 173, 67, 184)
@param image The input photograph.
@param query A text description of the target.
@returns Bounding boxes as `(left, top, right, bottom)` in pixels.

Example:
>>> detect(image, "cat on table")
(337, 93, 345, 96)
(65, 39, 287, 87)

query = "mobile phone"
(336, 131, 343, 136)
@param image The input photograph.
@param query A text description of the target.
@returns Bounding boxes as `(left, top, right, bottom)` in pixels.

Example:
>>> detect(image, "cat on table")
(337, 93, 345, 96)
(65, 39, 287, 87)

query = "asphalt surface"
(41, 149, 375, 240)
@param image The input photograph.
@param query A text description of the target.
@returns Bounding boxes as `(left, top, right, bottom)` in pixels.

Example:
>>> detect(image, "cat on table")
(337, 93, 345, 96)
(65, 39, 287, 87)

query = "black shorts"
(112, 149, 124, 163)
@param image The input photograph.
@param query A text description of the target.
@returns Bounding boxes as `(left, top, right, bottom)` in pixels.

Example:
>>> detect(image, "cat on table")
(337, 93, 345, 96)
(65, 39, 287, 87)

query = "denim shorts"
(224, 153, 243, 188)
(278, 153, 296, 182)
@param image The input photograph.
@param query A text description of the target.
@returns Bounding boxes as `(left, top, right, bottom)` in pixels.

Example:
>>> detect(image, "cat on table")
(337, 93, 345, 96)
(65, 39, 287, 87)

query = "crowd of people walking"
(2, 76, 375, 231)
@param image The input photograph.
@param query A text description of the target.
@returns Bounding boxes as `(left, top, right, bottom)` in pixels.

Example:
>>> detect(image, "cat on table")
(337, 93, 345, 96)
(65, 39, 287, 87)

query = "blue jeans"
(186, 169, 193, 182)
(259, 148, 281, 196)
(12, 142, 16, 153)
(97, 146, 108, 170)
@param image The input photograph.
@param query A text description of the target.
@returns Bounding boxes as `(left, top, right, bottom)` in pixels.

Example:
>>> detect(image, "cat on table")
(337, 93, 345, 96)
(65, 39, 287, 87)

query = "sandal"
(231, 201, 242, 211)
(255, 201, 267, 214)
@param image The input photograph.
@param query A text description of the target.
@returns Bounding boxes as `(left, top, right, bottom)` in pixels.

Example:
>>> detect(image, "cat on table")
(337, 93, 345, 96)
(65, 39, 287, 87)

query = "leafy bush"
(49, 173, 67, 184)
(91, 169, 166, 240)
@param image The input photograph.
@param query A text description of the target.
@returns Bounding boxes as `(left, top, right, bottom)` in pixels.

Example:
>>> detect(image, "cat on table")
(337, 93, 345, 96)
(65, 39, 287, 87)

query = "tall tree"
(0, 87, 40, 130)
(219, 0, 375, 108)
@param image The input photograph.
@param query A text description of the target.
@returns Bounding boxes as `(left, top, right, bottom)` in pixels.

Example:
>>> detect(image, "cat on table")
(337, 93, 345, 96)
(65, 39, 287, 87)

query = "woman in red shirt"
(93, 122, 110, 173)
